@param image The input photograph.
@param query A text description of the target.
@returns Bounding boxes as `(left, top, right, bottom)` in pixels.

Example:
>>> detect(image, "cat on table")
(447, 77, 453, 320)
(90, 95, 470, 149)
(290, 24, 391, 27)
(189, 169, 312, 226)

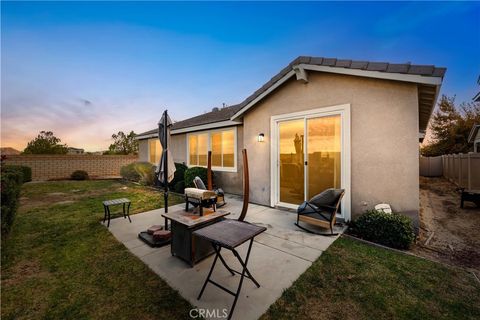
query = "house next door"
(271, 105, 351, 220)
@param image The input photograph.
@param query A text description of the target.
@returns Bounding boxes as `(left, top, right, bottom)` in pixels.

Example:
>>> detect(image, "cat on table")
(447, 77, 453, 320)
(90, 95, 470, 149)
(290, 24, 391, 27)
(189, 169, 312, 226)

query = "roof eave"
(170, 119, 242, 135)
(231, 64, 443, 121)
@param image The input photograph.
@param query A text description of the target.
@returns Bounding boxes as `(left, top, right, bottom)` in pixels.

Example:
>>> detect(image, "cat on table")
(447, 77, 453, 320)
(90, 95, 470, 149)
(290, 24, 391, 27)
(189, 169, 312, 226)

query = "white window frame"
(270, 104, 351, 221)
(186, 126, 238, 173)
(147, 138, 162, 165)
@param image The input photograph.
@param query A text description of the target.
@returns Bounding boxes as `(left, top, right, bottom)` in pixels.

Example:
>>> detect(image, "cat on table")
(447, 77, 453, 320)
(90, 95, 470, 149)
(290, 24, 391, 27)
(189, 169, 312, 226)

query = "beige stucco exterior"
(138, 71, 422, 219)
(138, 139, 149, 162)
(242, 72, 419, 218)
(138, 126, 244, 195)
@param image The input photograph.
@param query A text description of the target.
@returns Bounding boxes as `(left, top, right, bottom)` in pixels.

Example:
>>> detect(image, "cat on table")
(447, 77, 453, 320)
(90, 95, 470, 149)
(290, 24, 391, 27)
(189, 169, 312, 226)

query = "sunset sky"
(1, 2, 479, 151)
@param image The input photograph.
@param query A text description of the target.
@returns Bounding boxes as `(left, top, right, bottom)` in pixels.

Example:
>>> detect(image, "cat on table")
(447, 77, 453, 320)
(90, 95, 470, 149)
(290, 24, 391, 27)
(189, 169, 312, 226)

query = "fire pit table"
(161, 206, 230, 266)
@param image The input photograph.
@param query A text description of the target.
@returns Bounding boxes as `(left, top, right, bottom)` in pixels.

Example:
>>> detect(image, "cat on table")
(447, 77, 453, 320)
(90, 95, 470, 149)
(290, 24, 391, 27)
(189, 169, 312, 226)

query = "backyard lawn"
(262, 237, 480, 320)
(1, 180, 191, 319)
(2, 180, 480, 320)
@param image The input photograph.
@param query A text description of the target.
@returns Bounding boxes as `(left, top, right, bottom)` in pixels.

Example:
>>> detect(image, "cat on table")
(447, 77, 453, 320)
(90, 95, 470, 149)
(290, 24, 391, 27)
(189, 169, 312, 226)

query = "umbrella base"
(138, 231, 171, 248)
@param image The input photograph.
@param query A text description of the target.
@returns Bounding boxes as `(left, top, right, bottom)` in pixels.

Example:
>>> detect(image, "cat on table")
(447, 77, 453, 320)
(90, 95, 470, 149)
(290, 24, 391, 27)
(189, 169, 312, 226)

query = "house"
(468, 124, 480, 152)
(136, 56, 446, 221)
(473, 75, 480, 102)
(0, 147, 21, 155)
(67, 147, 85, 155)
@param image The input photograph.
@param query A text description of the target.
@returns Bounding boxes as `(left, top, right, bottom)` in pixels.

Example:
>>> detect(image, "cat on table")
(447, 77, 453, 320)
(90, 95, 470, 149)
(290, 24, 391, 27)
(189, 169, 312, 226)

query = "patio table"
(161, 207, 230, 266)
(193, 219, 267, 320)
(102, 198, 131, 228)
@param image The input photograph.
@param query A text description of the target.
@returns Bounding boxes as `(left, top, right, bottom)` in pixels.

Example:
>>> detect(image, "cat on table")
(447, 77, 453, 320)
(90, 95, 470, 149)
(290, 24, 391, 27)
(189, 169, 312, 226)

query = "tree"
(107, 131, 138, 155)
(23, 131, 68, 154)
(421, 95, 480, 157)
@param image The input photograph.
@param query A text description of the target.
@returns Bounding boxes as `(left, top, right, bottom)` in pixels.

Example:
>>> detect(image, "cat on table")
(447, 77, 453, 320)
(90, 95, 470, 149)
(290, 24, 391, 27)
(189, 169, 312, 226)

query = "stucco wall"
(242, 72, 419, 218)
(170, 134, 187, 163)
(138, 139, 149, 162)
(169, 126, 244, 195)
(216, 125, 244, 195)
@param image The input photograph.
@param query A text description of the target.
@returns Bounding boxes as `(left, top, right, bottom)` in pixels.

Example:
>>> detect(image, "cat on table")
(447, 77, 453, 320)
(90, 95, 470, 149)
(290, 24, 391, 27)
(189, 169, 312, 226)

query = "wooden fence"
(442, 153, 480, 190)
(3, 155, 138, 181)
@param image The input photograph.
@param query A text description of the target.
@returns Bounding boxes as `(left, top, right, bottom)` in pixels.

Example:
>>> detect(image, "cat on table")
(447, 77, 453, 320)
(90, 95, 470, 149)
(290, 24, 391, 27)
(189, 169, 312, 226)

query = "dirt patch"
(2, 259, 50, 287)
(54, 200, 76, 205)
(19, 188, 112, 211)
(413, 177, 480, 272)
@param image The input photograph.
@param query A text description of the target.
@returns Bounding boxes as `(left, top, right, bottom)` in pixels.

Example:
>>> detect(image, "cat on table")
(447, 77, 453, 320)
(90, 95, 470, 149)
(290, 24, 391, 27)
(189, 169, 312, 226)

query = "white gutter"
(170, 120, 242, 135)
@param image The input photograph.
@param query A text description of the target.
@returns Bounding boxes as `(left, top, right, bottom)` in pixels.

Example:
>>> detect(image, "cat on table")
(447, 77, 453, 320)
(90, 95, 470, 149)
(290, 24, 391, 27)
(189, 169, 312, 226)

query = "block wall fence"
(3, 155, 138, 181)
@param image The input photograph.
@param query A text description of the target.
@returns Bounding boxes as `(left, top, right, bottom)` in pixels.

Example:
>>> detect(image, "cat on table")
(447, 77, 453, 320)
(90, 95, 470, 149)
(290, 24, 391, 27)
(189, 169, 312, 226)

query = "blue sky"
(1, 1, 479, 151)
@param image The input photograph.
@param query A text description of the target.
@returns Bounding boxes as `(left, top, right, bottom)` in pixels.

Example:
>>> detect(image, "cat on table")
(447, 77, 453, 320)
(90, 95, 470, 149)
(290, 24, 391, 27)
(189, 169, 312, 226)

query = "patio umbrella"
(156, 110, 176, 228)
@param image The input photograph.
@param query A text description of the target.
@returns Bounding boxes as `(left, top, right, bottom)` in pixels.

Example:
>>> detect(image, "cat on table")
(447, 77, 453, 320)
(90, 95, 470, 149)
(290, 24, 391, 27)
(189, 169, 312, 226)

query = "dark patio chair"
(295, 188, 345, 235)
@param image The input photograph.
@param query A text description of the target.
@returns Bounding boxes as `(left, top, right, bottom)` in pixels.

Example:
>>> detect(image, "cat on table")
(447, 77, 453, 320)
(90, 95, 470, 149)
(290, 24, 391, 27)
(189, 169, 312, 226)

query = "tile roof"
(136, 104, 242, 137)
(137, 56, 446, 136)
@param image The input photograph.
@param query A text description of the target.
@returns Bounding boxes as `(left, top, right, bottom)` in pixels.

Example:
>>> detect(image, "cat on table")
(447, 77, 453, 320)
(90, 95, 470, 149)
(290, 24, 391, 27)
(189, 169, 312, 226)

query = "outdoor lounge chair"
(295, 188, 345, 235)
(193, 176, 226, 207)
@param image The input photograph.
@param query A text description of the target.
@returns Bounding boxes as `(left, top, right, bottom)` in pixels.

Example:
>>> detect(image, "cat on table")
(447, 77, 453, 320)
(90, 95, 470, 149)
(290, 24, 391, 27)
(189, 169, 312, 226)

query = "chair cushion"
(309, 188, 344, 208)
(184, 188, 216, 200)
(297, 201, 319, 214)
(193, 176, 207, 190)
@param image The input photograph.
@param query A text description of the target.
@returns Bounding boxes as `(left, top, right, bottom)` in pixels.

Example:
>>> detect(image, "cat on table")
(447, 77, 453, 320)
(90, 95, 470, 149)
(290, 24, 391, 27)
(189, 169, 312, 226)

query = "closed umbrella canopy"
(156, 111, 176, 184)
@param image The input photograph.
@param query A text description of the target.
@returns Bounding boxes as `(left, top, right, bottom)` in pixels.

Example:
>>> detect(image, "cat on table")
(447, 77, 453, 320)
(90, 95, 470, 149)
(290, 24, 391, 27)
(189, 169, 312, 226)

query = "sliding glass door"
(277, 114, 342, 206)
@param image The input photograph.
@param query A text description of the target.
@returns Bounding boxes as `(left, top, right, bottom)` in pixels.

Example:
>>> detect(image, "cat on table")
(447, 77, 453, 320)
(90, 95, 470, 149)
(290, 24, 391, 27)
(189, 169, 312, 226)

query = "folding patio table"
(193, 219, 266, 320)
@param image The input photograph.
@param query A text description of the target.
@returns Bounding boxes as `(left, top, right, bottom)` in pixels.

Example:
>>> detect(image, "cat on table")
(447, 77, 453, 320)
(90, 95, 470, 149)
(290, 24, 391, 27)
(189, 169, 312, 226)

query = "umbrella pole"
(164, 110, 169, 230)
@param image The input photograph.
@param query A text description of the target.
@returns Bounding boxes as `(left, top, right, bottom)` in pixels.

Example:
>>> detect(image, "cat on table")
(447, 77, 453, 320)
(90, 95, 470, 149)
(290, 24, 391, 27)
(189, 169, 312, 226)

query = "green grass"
(1, 180, 191, 320)
(262, 237, 480, 320)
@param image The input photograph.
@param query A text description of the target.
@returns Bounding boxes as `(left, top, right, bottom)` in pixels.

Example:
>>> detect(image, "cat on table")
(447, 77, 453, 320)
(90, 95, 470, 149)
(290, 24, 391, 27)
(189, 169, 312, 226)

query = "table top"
(193, 220, 267, 249)
(103, 198, 130, 206)
(161, 206, 230, 228)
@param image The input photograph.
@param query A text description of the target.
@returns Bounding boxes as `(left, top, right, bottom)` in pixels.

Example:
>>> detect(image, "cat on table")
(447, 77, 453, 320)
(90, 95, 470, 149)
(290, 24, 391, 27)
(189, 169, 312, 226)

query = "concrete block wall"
(3, 155, 138, 181)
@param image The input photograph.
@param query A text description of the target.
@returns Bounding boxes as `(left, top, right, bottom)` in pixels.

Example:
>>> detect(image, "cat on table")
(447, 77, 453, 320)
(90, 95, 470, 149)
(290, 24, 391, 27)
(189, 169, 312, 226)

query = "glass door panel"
(307, 115, 341, 199)
(279, 119, 305, 204)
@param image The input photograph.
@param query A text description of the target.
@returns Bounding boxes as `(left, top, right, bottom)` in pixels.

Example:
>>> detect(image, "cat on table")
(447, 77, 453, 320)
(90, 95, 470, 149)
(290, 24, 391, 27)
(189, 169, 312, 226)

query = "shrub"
(1, 165, 32, 183)
(120, 163, 141, 181)
(135, 162, 155, 186)
(71, 170, 89, 180)
(184, 166, 212, 188)
(1, 170, 23, 236)
(349, 210, 415, 249)
(173, 180, 185, 194)
(120, 162, 155, 185)
(169, 162, 188, 189)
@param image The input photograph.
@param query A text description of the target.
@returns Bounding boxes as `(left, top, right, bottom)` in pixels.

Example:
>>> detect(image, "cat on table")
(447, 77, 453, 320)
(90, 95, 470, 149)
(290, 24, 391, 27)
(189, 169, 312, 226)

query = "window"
(187, 127, 237, 171)
(148, 139, 162, 164)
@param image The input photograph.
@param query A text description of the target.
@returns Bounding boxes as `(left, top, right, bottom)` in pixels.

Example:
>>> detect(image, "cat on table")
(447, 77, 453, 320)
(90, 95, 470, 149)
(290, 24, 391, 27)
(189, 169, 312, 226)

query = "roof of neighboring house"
(0, 147, 21, 155)
(468, 124, 480, 143)
(136, 105, 243, 138)
(136, 55, 446, 138)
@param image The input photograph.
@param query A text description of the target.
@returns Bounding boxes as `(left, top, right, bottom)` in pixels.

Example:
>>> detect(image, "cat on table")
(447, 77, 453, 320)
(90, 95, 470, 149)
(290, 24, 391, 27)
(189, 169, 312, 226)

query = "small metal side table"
(102, 198, 131, 227)
(193, 219, 267, 320)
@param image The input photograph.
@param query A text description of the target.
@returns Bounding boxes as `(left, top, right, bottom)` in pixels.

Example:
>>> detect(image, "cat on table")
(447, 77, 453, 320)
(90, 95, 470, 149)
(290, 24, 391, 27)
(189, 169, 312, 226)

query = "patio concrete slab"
(106, 196, 344, 320)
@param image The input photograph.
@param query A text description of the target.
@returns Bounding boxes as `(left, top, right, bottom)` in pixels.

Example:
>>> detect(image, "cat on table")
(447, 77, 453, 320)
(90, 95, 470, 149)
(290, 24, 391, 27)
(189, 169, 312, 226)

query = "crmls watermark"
(189, 308, 228, 319)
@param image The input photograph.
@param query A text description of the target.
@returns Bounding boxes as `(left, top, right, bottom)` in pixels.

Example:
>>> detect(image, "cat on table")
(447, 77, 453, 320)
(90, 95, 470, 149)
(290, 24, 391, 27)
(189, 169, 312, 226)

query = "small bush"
(169, 162, 188, 188)
(120, 163, 141, 181)
(184, 166, 212, 188)
(71, 170, 89, 180)
(135, 162, 156, 186)
(1, 170, 23, 236)
(349, 210, 415, 249)
(120, 162, 155, 185)
(1, 165, 32, 183)
(174, 180, 185, 194)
